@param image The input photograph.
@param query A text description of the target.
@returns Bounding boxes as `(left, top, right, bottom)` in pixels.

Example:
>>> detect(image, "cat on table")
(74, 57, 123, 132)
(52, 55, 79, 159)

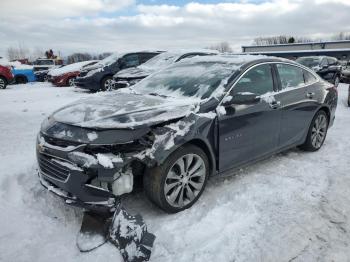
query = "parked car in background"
(0, 64, 14, 89)
(11, 62, 36, 84)
(75, 51, 162, 91)
(34, 69, 51, 82)
(340, 60, 350, 84)
(113, 50, 218, 89)
(48, 60, 98, 87)
(33, 58, 63, 72)
(37, 55, 337, 213)
(296, 56, 342, 87)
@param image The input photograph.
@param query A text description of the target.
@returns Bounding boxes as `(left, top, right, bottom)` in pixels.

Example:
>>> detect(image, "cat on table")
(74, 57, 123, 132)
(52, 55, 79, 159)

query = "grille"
(38, 153, 70, 182)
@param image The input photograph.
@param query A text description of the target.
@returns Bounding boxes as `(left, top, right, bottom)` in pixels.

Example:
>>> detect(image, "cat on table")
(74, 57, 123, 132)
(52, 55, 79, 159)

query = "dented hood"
(52, 91, 199, 129)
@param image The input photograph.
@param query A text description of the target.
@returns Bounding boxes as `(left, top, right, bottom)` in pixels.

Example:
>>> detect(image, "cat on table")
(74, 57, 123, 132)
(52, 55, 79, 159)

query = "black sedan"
(75, 51, 162, 91)
(37, 55, 337, 213)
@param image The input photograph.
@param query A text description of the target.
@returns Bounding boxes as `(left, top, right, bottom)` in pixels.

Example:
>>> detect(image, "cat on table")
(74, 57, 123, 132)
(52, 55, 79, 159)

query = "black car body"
(113, 50, 217, 89)
(296, 56, 342, 87)
(75, 51, 162, 91)
(340, 60, 350, 84)
(37, 55, 337, 213)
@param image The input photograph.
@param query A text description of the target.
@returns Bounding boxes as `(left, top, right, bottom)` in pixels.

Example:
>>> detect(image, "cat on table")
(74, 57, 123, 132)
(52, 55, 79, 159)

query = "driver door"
(218, 64, 281, 172)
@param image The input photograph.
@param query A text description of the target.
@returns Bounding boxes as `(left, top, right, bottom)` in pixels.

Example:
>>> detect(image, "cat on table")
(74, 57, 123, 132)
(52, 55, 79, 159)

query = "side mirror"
(223, 93, 260, 106)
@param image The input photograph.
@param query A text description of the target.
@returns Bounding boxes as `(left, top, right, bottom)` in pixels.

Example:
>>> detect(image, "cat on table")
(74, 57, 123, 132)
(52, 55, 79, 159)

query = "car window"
(232, 64, 274, 96)
(139, 53, 157, 63)
(276, 64, 305, 89)
(123, 54, 140, 67)
(320, 58, 328, 67)
(303, 70, 318, 85)
(327, 57, 338, 65)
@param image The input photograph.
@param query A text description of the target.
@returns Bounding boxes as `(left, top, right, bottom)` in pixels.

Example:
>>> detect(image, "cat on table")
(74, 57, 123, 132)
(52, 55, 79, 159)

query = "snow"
(1, 82, 350, 261)
(96, 153, 123, 169)
(49, 61, 98, 77)
(217, 105, 227, 115)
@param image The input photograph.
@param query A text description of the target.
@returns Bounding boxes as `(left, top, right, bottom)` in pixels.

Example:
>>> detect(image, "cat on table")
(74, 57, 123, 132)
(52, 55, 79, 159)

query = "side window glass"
(232, 64, 274, 96)
(320, 58, 328, 67)
(123, 54, 140, 68)
(303, 70, 317, 85)
(276, 64, 305, 89)
(139, 53, 155, 63)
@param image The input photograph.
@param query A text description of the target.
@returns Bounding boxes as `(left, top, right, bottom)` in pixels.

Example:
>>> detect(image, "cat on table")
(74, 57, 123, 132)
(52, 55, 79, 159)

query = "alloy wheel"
(311, 114, 327, 149)
(164, 154, 206, 208)
(68, 78, 75, 87)
(334, 76, 340, 87)
(104, 79, 115, 91)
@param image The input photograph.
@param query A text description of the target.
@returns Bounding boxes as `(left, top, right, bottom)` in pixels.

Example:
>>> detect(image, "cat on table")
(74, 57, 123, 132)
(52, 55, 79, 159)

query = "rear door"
(218, 63, 281, 172)
(273, 63, 316, 148)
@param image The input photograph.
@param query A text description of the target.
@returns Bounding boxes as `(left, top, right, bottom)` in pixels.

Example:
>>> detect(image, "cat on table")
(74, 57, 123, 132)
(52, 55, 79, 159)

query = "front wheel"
(300, 110, 329, 151)
(67, 77, 76, 87)
(144, 145, 209, 213)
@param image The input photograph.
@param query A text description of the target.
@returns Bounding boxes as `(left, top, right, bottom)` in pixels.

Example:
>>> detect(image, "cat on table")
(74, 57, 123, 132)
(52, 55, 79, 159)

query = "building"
(242, 40, 350, 61)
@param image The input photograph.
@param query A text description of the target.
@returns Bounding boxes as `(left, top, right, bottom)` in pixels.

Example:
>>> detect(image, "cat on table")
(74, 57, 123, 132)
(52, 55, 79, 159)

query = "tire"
(144, 145, 209, 213)
(300, 110, 329, 152)
(0, 77, 7, 89)
(67, 77, 76, 87)
(15, 76, 28, 84)
(100, 76, 114, 91)
(334, 75, 340, 87)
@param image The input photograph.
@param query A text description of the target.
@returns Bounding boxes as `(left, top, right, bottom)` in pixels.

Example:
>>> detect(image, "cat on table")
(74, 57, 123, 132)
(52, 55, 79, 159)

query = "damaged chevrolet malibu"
(37, 55, 338, 213)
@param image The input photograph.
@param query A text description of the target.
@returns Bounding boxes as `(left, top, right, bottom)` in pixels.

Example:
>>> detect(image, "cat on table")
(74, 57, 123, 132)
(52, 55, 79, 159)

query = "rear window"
(303, 70, 318, 85)
(276, 64, 305, 89)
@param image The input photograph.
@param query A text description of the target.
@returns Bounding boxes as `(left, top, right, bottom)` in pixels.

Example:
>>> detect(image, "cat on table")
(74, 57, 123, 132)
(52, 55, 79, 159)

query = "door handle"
(269, 101, 281, 109)
(306, 92, 315, 99)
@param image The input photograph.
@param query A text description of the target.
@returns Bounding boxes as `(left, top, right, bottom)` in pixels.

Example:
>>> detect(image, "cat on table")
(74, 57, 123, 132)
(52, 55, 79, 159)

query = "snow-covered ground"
(0, 82, 350, 262)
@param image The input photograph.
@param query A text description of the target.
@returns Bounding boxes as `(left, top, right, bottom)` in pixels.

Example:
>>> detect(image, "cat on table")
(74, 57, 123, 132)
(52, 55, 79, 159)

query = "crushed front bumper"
(36, 133, 137, 211)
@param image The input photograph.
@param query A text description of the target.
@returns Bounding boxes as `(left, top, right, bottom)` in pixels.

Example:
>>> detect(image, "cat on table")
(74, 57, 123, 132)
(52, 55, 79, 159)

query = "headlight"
(41, 116, 55, 131)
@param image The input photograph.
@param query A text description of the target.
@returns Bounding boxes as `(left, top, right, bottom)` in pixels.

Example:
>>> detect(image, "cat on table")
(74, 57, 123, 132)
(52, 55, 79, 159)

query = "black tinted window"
(233, 64, 274, 96)
(139, 53, 157, 63)
(123, 54, 140, 67)
(277, 64, 305, 89)
(303, 70, 317, 84)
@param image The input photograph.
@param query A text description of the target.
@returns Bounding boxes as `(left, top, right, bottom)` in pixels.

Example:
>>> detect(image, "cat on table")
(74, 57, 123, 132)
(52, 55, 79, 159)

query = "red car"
(0, 64, 14, 89)
(48, 60, 98, 87)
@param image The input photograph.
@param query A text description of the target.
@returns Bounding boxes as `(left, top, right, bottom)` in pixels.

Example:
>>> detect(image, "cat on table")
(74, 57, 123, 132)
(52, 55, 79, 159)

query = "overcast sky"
(1, 0, 350, 58)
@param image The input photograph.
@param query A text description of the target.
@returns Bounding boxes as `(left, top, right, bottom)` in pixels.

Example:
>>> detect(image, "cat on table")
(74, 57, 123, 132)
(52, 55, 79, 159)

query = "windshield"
(296, 57, 321, 68)
(99, 53, 120, 66)
(138, 53, 179, 71)
(35, 59, 54, 65)
(132, 62, 236, 99)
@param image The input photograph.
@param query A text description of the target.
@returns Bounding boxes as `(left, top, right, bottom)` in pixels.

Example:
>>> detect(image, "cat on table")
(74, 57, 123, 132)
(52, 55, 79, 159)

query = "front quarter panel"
(135, 112, 217, 174)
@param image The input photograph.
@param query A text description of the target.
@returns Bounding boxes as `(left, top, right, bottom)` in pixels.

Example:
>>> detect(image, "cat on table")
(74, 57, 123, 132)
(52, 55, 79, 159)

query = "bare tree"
(207, 42, 233, 53)
(6, 43, 30, 60)
(253, 35, 314, 46)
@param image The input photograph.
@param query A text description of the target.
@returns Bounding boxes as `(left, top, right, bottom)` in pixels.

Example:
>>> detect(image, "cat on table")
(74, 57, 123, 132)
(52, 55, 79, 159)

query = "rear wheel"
(300, 110, 328, 151)
(101, 76, 114, 91)
(15, 75, 28, 84)
(334, 75, 340, 87)
(144, 145, 209, 213)
(0, 77, 7, 89)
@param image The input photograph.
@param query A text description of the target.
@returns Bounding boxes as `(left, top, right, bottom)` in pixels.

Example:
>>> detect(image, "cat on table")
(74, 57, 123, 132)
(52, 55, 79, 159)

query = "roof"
(244, 48, 350, 55)
(242, 40, 350, 48)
